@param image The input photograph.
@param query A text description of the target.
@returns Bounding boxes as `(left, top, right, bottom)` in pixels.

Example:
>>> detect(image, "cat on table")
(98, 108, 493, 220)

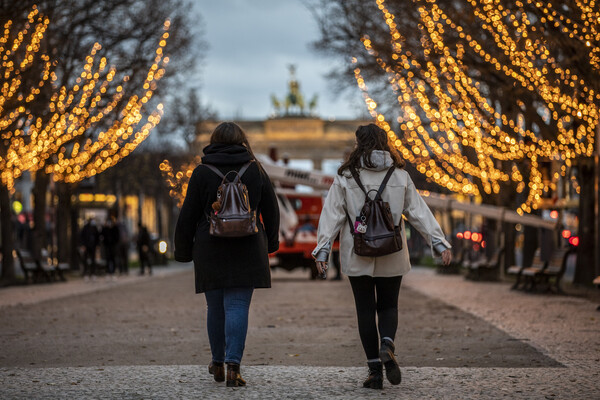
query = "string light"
(159, 157, 200, 207)
(353, 0, 598, 213)
(0, 10, 170, 190)
(0, 7, 52, 189)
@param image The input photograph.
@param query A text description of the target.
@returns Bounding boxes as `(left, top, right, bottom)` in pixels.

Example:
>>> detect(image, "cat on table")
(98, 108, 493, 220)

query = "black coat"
(174, 143, 280, 293)
(80, 222, 99, 250)
(101, 224, 120, 248)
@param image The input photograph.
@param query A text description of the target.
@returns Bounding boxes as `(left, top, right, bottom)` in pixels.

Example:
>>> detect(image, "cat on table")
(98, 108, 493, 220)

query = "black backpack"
(204, 161, 258, 237)
(346, 166, 402, 257)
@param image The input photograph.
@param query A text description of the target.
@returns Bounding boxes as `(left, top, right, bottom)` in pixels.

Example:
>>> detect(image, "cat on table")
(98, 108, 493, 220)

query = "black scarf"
(201, 143, 253, 166)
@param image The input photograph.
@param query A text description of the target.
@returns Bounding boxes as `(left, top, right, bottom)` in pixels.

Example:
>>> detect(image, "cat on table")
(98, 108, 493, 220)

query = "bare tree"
(0, 0, 204, 279)
(158, 88, 217, 151)
(308, 0, 600, 282)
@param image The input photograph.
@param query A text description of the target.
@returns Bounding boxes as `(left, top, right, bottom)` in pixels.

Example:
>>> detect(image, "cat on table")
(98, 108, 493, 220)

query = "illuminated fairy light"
(465, 0, 598, 128)
(353, 0, 598, 213)
(0, 7, 53, 190)
(422, 1, 597, 156)
(0, 15, 171, 190)
(160, 156, 200, 207)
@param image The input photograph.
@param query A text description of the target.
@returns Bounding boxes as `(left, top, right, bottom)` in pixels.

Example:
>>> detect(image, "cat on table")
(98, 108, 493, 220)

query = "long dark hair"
(337, 124, 405, 175)
(210, 121, 257, 159)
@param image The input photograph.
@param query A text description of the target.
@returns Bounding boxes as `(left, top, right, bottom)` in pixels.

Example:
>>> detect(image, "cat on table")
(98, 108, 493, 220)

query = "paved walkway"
(0, 263, 190, 309)
(0, 265, 598, 399)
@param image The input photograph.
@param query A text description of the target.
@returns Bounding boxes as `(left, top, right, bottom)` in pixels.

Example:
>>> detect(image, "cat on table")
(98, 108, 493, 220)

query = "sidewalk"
(0, 261, 192, 309)
(0, 266, 598, 399)
(405, 268, 600, 370)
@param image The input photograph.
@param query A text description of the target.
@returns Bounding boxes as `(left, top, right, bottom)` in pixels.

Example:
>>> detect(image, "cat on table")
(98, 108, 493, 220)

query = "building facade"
(195, 117, 371, 170)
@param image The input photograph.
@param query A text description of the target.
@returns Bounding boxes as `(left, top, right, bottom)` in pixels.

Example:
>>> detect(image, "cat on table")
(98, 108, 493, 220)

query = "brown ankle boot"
(362, 361, 383, 389)
(379, 338, 401, 385)
(208, 361, 224, 382)
(226, 363, 246, 387)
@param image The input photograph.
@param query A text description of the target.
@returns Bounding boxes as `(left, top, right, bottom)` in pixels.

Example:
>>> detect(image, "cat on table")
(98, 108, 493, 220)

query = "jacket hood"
(361, 150, 394, 171)
(201, 143, 253, 165)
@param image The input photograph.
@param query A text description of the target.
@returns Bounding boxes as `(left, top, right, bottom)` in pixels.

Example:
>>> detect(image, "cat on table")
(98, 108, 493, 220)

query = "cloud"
(195, 0, 365, 120)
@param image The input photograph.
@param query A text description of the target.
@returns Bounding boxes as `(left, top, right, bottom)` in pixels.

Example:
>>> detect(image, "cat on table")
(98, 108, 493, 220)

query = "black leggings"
(348, 275, 403, 360)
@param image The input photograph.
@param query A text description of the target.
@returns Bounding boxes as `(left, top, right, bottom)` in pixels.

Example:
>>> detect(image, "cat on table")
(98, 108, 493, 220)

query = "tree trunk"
(502, 221, 516, 273)
(0, 183, 16, 281)
(138, 191, 144, 226)
(156, 194, 163, 238)
(32, 170, 50, 260)
(574, 158, 596, 284)
(167, 197, 177, 255)
(70, 201, 80, 270)
(56, 182, 72, 264)
(496, 152, 518, 274)
(522, 223, 539, 267)
(484, 219, 497, 258)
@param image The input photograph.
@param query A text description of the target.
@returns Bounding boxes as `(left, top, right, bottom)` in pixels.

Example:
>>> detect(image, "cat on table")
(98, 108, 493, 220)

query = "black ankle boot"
(363, 361, 383, 389)
(226, 363, 246, 387)
(379, 338, 401, 385)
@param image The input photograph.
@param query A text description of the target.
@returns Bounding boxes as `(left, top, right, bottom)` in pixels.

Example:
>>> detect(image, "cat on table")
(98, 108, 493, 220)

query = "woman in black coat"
(174, 122, 279, 387)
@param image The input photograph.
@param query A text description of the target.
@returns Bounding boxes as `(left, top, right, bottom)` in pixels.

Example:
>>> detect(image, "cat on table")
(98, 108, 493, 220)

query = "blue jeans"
(204, 287, 254, 364)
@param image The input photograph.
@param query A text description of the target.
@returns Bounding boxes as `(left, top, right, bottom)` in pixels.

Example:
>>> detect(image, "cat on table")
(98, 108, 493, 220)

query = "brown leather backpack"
(346, 166, 402, 257)
(204, 161, 258, 237)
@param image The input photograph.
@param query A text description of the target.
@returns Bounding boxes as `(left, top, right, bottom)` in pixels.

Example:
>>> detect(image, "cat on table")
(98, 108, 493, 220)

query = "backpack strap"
(203, 164, 225, 179)
(350, 166, 396, 200)
(375, 166, 396, 200)
(345, 209, 355, 235)
(349, 167, 368, 195)
(203, 161, 254, 182)
(234, 161, 253, 183)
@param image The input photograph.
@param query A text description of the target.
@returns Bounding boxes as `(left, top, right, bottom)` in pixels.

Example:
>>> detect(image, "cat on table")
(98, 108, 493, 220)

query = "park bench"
(465, 246, 504, 281)
(16, 249, 51, 283)
(507, 248, 543, 290)
(15, 249, 68, 284)
(460, 249, 481, 271)
(520, 247, 573, 293)
(38, 248, 69, 282)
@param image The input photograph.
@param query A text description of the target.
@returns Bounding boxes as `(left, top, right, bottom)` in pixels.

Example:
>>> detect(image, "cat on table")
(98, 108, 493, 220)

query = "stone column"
(312, 158, 323, 171)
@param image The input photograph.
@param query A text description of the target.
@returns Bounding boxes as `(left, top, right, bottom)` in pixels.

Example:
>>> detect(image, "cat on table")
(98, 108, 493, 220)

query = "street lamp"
(158, 240, 167, 254)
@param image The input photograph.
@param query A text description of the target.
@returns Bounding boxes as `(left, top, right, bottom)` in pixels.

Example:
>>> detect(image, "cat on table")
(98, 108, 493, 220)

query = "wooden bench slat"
(522, 267, 543, 276)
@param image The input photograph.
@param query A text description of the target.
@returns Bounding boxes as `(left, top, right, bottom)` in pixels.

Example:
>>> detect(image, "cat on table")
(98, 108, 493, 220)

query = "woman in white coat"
(313, 124, 452, 389)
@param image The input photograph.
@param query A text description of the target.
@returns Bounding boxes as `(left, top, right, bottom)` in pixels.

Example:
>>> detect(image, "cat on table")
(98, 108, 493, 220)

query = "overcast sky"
(193, 0, 365, 121)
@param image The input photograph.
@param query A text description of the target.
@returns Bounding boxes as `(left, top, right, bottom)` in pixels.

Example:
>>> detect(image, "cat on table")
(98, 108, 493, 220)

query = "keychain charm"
(356, 222, 367, 233)
(354, 215, 367, 234)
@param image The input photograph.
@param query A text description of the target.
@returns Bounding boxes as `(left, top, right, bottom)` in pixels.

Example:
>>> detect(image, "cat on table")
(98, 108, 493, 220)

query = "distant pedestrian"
(313, 124, 452, 389)
(137, 223, 152, 276)
(174, 122, 280, 387)
(116, 219, 130, 275)
(80, 218, 100, 280)
(101, 216, 120, 280)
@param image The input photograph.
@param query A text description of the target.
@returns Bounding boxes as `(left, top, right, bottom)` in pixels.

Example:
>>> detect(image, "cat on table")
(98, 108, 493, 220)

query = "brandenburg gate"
(194, 117, 371, 170)
(194, 65, 371, 170)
